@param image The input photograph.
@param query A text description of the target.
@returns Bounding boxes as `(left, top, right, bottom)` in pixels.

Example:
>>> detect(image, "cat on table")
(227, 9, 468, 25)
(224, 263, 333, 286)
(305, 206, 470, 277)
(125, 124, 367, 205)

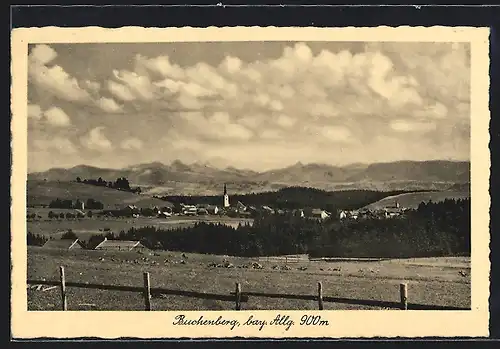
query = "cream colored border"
(11, 26, 491, 339)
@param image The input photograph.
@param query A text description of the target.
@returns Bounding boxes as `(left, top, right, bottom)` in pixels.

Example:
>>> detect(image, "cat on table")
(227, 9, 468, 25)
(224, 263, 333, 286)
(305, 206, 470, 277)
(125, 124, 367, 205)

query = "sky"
(27, 41, 471, 172)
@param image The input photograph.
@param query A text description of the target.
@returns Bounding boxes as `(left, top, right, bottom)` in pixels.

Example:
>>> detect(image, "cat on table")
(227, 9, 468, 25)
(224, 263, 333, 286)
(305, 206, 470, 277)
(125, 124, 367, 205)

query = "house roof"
(311, 209, 329, 215)
(43, 239, 82, 250)
(94, 239, 145, 250)
(384, 207, 402, 213)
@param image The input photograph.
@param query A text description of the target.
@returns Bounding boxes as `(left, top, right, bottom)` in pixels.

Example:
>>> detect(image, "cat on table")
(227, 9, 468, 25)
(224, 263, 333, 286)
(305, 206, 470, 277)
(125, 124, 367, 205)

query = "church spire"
(223, 183, 230, 208)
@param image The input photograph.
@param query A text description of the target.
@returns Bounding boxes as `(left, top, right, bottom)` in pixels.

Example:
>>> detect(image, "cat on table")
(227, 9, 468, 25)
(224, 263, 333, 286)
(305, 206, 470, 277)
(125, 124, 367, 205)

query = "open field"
(27, 247, 470, 311)
(27, 180, 169, 209)
(363, 190, 470, 210)
(27, 214, 254, 239)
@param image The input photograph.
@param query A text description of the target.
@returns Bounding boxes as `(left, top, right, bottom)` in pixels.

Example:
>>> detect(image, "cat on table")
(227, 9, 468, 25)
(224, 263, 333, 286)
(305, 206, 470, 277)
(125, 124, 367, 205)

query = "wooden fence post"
(59, 266, 67, 311)
(235, 282, 241, 310)
(400, 283, 408, 310)
(143, 272, 151, 311)
(317, 281, 324, 310)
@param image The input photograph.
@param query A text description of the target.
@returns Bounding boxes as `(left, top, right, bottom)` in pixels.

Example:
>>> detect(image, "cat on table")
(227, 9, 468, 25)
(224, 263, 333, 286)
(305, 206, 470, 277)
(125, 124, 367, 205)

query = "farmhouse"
(74, 209, 86, 218)
(42, 238, 84, 250)
(197, 207, 209, 215)
(308, 209, 331, 220)
(261, 205, 274, 214)
(349, 210, 359, 220)
(158, 211, 171, 218)
(75, 201, 85, 210)
(236, 201, 247, 212)
(384, 207, 403, 218)
(94, 238, 148, 252)
(122, 205, 140, 217)
(206, 205, 219, 215)
(182, 205, 198, 216)
(292, 209, 305, 218)
(382, 201, 403, 218)
(339, 210, 348, 220)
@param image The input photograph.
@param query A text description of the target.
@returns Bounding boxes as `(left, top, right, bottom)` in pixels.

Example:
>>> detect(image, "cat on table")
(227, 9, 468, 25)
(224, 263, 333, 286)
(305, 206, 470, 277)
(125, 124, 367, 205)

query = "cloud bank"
(27, 41, 471, 172)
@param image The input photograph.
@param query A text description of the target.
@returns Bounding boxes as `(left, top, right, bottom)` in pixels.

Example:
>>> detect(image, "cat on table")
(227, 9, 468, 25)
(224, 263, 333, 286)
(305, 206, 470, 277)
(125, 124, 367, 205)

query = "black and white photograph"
(11, 26, 490, 338)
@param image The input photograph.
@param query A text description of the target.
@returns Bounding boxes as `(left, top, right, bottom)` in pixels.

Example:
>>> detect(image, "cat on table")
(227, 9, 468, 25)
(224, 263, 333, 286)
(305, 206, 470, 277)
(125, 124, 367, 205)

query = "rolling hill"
(28, 159, 470, 195)
(362, 190, 471, 211)
(27, 180, 169, 209)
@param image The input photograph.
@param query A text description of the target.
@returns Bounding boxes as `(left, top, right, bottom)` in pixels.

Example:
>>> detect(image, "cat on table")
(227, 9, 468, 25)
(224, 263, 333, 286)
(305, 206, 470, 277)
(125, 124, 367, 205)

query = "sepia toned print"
(11, 26, 490, 338)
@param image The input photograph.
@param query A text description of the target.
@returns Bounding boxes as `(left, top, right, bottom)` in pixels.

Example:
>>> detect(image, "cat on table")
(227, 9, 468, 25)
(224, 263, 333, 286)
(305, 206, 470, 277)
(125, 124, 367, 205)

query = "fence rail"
(27, 266, 469, 311)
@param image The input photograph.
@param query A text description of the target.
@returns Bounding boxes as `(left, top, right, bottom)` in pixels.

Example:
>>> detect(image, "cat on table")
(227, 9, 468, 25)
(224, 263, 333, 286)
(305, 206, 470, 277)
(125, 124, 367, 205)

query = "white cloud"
(135, 54, 185, 80)
(275, 114, 297, 128)
(120, 137, 143, 150)
(415, 102, 448, 119)
(260, 129, 283, 140)
(27, 41, 470, 170)
(43, 106, 71, 127)
(309, 102, 339, 118)
(390, 119, 437, 132)
(186, 62, 228, 91)
(28, 45, 91, 102)
(33, 137, 77, 155)
(319, 126, 353, 142)
(107, 80, 136, 101)
(29, 44, 57, 65)
(179, 111, 253, 141)
(220, 56, 243, 74)
(269, 100, 284, 112)
(239, 114, 265, 129)
(97, 97, 123, 113)
(81, 127, 113, 151)
(112, 69, 156, 100)
(82, 80, 101, 93)
(28, 104, 43, 120)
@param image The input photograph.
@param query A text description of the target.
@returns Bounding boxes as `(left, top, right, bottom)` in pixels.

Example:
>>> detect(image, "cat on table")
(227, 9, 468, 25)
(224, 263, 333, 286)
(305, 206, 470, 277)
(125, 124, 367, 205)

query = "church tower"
(223, 183, 230, 208)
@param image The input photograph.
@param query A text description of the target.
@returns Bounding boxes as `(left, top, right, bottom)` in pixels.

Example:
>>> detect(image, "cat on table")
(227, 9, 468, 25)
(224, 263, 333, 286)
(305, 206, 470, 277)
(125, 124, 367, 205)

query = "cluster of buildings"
(338, 201, 407, 220)
(103, 184, 406, 222)
(42, 237, 148, 252)
(170, 184, 334, 220)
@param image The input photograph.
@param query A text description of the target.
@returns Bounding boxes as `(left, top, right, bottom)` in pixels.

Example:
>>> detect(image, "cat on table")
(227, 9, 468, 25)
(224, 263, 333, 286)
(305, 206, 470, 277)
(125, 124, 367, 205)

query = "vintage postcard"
(11, 26, 490, 339)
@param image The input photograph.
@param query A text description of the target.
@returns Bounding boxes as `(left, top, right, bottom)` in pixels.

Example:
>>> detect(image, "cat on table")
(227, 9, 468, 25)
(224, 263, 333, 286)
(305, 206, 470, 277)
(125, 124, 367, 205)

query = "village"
(28, 182, 409, 254)
(35, 183, 408, 222)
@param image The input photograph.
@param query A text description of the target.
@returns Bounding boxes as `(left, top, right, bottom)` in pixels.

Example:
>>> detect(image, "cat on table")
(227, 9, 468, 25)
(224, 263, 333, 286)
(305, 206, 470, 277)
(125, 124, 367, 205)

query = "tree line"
(78, 198, 470, 259)
(76, 176, 141, 194)
(158, 187, 428, 212)
(48, 198, 104, 209)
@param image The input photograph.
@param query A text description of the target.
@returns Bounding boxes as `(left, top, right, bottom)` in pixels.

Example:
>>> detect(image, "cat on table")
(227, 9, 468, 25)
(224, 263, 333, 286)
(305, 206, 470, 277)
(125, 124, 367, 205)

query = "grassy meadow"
(25, 179, 471, 311)
(27, 247, 470, 311)
(363, 190, 470, 210)
(27, 180, 168, 209)
(27, 211, 253, 240)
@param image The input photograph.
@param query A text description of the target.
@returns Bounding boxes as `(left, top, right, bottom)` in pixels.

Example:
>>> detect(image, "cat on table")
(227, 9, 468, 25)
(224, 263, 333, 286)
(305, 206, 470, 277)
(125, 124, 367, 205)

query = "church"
(223, 183, 230, 208)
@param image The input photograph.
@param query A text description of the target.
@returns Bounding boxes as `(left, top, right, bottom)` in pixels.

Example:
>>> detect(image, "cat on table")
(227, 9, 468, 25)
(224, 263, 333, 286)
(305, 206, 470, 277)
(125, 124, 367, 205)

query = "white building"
(223, 183, 230, 208)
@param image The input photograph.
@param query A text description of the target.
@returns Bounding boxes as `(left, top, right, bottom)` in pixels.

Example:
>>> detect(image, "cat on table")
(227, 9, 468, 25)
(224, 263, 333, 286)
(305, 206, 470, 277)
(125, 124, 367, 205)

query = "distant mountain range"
(28, 160, 470, 195)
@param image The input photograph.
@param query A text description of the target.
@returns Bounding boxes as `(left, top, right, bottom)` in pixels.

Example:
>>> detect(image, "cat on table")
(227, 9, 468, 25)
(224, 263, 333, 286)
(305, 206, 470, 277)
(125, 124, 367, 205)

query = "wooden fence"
(27, 266, 469, 311)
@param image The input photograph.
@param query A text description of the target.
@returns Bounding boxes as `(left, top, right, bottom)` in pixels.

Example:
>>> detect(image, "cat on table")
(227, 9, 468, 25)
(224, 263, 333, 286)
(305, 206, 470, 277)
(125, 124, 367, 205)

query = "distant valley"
(28, 159, 470, 196)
